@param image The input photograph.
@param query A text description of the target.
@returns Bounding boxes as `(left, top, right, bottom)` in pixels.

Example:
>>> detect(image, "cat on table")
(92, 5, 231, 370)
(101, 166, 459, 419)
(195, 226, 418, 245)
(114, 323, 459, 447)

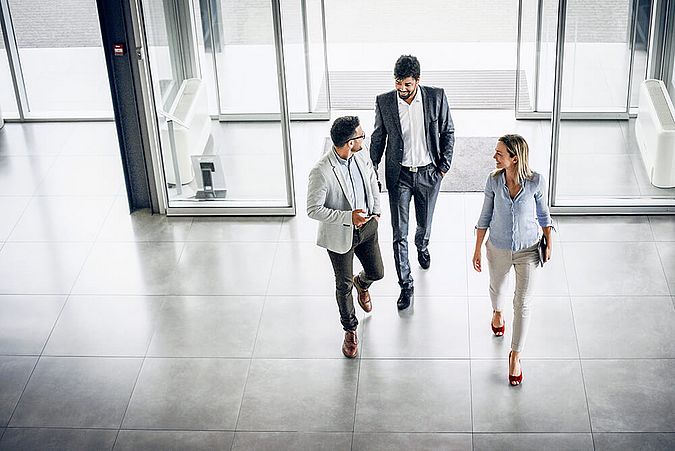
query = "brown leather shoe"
(342, 330, 358, 358)
(353, 275, 372, 313)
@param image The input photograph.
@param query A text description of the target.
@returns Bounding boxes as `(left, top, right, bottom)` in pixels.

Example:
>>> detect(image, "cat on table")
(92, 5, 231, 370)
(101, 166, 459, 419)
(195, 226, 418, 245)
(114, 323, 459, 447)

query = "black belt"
(402, 163, 433, 173)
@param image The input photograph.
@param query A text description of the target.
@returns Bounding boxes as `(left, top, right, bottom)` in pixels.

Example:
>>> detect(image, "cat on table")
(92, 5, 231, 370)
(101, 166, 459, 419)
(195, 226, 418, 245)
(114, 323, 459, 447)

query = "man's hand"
(352, 209, 368, 227)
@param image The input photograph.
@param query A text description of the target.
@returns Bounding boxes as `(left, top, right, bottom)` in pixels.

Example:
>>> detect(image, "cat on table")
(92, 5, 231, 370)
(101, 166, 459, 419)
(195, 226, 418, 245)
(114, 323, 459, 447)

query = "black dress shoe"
(397, 288, 414, 310)
(418, 249, 431, 269)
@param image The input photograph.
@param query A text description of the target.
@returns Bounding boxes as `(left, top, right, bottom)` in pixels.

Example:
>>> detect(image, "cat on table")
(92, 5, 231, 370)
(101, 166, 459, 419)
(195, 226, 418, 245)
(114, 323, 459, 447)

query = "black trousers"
(388, 164, 443, 290)
(327, 218, 384, 331)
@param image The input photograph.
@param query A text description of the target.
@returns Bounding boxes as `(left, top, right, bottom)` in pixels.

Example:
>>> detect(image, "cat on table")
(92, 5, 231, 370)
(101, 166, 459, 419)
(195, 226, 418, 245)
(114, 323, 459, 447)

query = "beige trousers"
(486, 240, 540, 352)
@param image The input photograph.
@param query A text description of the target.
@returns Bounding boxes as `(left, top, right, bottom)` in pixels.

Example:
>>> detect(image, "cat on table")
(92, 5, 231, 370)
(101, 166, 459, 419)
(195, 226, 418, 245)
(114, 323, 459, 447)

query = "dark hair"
(330, 116, 361, 147)
(394, 55, 420, 81)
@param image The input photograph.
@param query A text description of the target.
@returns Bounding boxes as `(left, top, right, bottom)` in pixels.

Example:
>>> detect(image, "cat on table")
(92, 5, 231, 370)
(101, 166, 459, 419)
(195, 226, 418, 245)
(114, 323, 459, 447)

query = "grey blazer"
(307, 148, 381, 254)
(370, 85, 455, 191)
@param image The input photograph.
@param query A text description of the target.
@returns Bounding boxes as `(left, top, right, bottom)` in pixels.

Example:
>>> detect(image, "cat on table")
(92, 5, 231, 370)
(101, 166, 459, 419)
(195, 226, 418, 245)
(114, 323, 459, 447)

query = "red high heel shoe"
(508, 351, 523, 385)
(491, 311, 505, 336)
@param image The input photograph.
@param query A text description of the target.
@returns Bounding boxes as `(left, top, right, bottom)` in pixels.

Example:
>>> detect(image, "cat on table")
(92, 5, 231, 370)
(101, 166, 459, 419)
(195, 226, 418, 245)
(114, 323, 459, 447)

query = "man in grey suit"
(307, 116, 384, 358)
(370, 55, 455, 310)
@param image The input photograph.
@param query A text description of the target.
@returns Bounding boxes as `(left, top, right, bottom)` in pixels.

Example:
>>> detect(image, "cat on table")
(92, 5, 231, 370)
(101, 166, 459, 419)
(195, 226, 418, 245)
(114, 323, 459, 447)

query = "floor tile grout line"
(559, 232, 596, 446)
(90, 194, 126, 244)
(112, 430, 120, 451)
(350, 347, 362, 451)
(248, 239, 282, 360)
(466, 297, 475, 441)
(652, 240, 674, 298)
(462, 225, 476, 440)
(1, 194, 32, 243)
(114, 296, 170, 445)
(113, 356, 148, 448)
(3, 293, 70, 429)
(569, 295, 595, 444)
(233, 239, 281, 433)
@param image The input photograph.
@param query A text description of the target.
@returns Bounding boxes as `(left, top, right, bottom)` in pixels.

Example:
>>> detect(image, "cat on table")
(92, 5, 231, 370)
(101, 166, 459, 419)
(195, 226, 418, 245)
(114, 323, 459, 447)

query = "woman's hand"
(545, 243, 552, 263)
(472, 249, 482, 272)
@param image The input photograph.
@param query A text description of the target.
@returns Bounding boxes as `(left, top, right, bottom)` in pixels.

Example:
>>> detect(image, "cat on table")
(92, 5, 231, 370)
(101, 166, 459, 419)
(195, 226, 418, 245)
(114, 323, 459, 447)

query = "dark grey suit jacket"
(370, 85, 455, 191)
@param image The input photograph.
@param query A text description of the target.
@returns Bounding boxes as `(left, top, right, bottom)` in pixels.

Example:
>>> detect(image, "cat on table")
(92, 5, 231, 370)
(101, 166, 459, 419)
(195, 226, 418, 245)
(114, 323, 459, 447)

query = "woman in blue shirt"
(472, 134, 553, 386)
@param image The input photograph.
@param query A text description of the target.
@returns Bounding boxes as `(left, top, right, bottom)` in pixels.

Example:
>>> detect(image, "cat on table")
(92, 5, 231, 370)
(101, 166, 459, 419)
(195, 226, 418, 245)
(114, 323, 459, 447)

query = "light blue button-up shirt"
(333, 149, 368, 214)
(476, 171, 553, 251)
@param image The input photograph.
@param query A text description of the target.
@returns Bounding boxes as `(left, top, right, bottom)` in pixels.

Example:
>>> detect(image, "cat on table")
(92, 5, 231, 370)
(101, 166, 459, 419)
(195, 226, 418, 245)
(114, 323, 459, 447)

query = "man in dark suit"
(370, 55, 455, 310)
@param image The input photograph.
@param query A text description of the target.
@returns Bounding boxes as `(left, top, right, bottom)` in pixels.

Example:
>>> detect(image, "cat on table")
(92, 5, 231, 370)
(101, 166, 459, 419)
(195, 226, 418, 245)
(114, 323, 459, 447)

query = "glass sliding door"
(197, 0, 329, 119)
(280, 0, 330, 118)
(548, 0, 675, 211)
(5, 0, 112, 118)
(517, 0, 648, 118)
(516, 0, 559, 115)
(136, 0, 295, 215)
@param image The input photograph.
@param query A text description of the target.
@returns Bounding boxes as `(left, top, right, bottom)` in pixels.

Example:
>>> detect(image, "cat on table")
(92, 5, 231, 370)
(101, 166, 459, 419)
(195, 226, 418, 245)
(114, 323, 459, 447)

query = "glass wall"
(5, 0, 112, 118)
(138, 0, 295, 214)
(559, 0, 632, 113)
(517, 0, 649, 116)
(517, 0, 559, 114)
(550, 0, 675, 210)
(325, 0, 522, 111)
(197, 0, 329, 118)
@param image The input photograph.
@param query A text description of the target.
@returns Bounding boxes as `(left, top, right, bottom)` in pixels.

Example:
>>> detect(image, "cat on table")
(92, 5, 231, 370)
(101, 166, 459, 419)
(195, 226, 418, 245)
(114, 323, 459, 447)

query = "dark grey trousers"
(327, 218, 384, 331)
(388, 164, 443, 290)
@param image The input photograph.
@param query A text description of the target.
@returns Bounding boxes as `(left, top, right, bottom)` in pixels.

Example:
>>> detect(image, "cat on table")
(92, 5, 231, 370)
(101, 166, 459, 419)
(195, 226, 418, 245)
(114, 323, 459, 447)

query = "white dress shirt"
(397, 87, 432, 167)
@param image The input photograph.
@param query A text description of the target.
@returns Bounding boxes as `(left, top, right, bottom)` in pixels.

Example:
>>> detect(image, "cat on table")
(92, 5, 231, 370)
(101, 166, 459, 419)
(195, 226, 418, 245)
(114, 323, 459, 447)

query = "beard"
(398, 86, 416, 100)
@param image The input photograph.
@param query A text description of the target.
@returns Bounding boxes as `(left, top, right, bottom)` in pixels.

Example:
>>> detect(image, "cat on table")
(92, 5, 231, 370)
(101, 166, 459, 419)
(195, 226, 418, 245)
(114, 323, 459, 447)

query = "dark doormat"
(322, 136, 497, 193)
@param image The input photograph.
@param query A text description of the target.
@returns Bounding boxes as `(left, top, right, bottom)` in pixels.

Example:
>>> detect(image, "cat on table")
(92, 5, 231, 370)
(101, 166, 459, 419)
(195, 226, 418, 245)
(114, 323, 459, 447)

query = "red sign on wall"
(113, 44, 125, 56)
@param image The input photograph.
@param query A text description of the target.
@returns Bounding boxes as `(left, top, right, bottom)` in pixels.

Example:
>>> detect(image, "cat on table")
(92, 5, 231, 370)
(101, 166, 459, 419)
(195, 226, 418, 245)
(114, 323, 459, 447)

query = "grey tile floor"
(0, 122, 674, 450)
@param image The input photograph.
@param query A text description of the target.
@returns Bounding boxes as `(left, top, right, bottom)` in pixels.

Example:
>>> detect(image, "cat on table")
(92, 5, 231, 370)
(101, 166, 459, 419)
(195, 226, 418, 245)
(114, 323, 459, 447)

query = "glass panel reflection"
(8, 0, 112, 117)
(141, 0, 292, 209)
(559, 0, 631, 112)
(553, 0, 675, 207)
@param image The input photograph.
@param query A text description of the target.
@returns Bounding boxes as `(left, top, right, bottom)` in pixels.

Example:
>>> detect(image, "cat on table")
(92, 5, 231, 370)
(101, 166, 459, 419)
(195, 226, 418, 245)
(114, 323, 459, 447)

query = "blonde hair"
(491, 134, 534, 183)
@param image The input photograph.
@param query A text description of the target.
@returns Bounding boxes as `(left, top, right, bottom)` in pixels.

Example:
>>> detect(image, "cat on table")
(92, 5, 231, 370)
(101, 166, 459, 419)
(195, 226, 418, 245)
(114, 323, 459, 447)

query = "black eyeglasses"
(349, 134, 366, 141)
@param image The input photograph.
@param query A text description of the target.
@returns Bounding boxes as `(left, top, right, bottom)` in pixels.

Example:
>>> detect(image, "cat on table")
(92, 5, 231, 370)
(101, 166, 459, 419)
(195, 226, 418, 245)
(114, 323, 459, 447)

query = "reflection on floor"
(0, 120, 674, 450)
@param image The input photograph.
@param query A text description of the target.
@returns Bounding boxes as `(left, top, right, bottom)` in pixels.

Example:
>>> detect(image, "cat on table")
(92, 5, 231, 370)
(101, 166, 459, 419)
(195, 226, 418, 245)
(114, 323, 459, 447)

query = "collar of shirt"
(333, 147, 352, 166)
(498, 172, 528, 197)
